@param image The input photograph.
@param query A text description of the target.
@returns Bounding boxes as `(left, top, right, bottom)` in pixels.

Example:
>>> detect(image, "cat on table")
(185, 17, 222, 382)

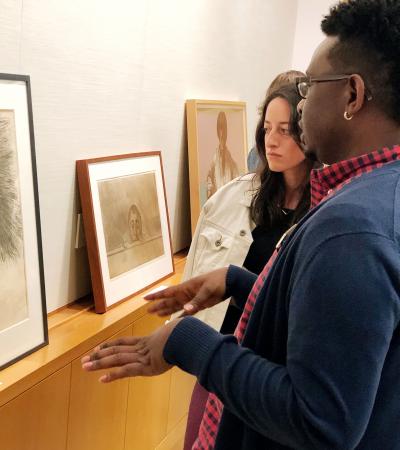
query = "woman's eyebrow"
(264, 120, 290, 125)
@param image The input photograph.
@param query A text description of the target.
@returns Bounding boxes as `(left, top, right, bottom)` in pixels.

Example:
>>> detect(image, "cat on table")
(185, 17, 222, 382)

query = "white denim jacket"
(173, 173, 259, 330)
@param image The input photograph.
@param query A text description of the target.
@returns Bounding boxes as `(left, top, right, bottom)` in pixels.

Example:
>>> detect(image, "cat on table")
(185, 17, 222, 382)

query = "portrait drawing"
(0, 110, 28, 332)
(196, 105, 247, 206)
(98, 171, 165, 279)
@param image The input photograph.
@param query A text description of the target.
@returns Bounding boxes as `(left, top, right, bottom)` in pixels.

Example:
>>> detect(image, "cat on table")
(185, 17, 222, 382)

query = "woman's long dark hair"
(250, 84, 312, 228)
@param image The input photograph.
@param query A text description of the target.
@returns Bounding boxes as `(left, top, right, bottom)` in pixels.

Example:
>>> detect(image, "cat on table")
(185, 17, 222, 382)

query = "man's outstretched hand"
(81, 319, 182, 382)
(144, 267, 229, 317)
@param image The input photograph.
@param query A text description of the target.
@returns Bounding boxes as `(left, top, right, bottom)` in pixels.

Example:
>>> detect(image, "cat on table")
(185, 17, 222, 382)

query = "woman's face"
(264, 97, 306, 173)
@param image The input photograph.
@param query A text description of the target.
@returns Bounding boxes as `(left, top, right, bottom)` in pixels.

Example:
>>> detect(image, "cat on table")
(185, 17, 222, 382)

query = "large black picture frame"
(0, 73, 48, 370)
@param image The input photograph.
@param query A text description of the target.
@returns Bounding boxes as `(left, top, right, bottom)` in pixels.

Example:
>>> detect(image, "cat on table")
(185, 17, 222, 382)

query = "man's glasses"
(296, 75, 373, 101)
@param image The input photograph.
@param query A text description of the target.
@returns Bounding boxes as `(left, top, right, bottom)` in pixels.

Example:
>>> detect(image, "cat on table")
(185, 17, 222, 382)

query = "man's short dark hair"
(321, 0, 400, 123)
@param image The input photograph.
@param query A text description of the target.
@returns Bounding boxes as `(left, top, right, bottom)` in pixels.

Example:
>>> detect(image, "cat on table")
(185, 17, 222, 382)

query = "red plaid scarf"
(192, 145, 400, 450)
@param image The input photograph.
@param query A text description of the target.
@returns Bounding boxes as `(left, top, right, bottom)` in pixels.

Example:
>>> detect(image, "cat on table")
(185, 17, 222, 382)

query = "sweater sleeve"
(225, 264, 257, 309)
(164, 233, 400, 450)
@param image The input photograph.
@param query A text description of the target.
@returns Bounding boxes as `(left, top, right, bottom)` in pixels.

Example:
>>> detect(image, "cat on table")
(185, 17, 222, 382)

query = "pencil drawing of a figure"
(128, 204, 143, 242)
(0, 110, 28, 331)
(98, 171, 165, 279)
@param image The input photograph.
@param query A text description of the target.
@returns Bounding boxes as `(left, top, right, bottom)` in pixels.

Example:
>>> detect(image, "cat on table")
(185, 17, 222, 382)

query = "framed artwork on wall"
(77, 152, 174, 313)
(0, 73, 48, 370)
(186, 99, 248, 233)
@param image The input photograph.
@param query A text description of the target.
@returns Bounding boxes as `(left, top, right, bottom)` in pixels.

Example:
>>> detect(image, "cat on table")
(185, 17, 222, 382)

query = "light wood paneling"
(124, 314, 172, 450)
(0, 364, 70, 450)
(67, 325, 132, 450)
(0, 254, 186, 409)
(167, 368, 196, 433)
(156, 414, 188, 450)
(0, 255, 189, 450)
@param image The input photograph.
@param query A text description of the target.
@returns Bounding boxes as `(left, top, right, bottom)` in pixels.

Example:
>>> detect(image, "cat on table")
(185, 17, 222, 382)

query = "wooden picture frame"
(77, 152, 174, 313)
(0, 73, 48, 370)
(186, 99, 248, 233)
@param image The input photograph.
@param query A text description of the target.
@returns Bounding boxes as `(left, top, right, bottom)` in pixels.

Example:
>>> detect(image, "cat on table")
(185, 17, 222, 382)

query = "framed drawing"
(0, 73, 48, 370)
(186, 100, 248, 233)
(77, 152, 174, 313)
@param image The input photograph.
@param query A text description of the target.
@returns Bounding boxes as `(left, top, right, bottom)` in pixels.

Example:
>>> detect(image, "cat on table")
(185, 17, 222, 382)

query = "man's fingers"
(147, 298, 184, 315)
(143, 286, 177, 300)
(97, 336, 141, 350)
(183, 286, 213, 314)
(81, 344, 148, 365)
(151, 307, 176, 317)
(149, 285, 215, 316)
(147, 298, 171, 313)
(82, 351, 149, 371)
(148, 301, 186, 316)
(99, 363, 148, 383)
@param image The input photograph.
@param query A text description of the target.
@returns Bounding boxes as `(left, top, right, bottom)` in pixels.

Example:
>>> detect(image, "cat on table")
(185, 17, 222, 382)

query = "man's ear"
(346, 74, 369, 116)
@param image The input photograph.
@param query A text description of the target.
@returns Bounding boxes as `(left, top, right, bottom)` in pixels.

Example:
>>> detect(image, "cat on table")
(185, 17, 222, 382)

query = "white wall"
(291, 0, 337, 71)
(0, 0, 298, 312)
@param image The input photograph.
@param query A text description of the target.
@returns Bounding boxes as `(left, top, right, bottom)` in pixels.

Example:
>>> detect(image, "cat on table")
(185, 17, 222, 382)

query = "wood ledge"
(0, 253, 186, 407)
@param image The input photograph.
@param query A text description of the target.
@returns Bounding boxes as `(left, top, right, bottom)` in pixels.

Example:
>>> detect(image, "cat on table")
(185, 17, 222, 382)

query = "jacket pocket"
(193, 227, 247, 275)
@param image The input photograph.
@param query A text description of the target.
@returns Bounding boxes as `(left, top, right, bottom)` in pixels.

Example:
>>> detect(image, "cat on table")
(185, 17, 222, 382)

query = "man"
(82, 1, 400, 448)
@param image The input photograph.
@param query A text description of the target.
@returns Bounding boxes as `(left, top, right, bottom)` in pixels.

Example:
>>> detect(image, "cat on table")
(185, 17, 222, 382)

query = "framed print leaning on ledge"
(186, 99, 248, 233)
(0, 73, 48, 370)
(77, 152, 174, 313)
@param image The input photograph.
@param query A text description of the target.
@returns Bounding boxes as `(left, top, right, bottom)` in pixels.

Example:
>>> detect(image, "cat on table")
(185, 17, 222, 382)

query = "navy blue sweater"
(165, 161, 400, 449)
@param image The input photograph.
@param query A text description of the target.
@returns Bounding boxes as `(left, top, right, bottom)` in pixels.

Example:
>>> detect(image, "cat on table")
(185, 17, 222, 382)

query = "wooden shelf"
(0, 252, 187, 408)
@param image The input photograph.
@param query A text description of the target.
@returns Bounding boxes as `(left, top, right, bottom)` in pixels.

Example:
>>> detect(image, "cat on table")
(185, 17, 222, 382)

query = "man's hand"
(144, 267, 228, 317)
(81, 319, 182, 383)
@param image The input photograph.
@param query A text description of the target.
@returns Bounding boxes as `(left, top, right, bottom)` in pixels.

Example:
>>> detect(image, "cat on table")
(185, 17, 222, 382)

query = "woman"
(180, 71, 307, 332)
(206, 111, 239, 198)
(183, 74, 314, 449)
